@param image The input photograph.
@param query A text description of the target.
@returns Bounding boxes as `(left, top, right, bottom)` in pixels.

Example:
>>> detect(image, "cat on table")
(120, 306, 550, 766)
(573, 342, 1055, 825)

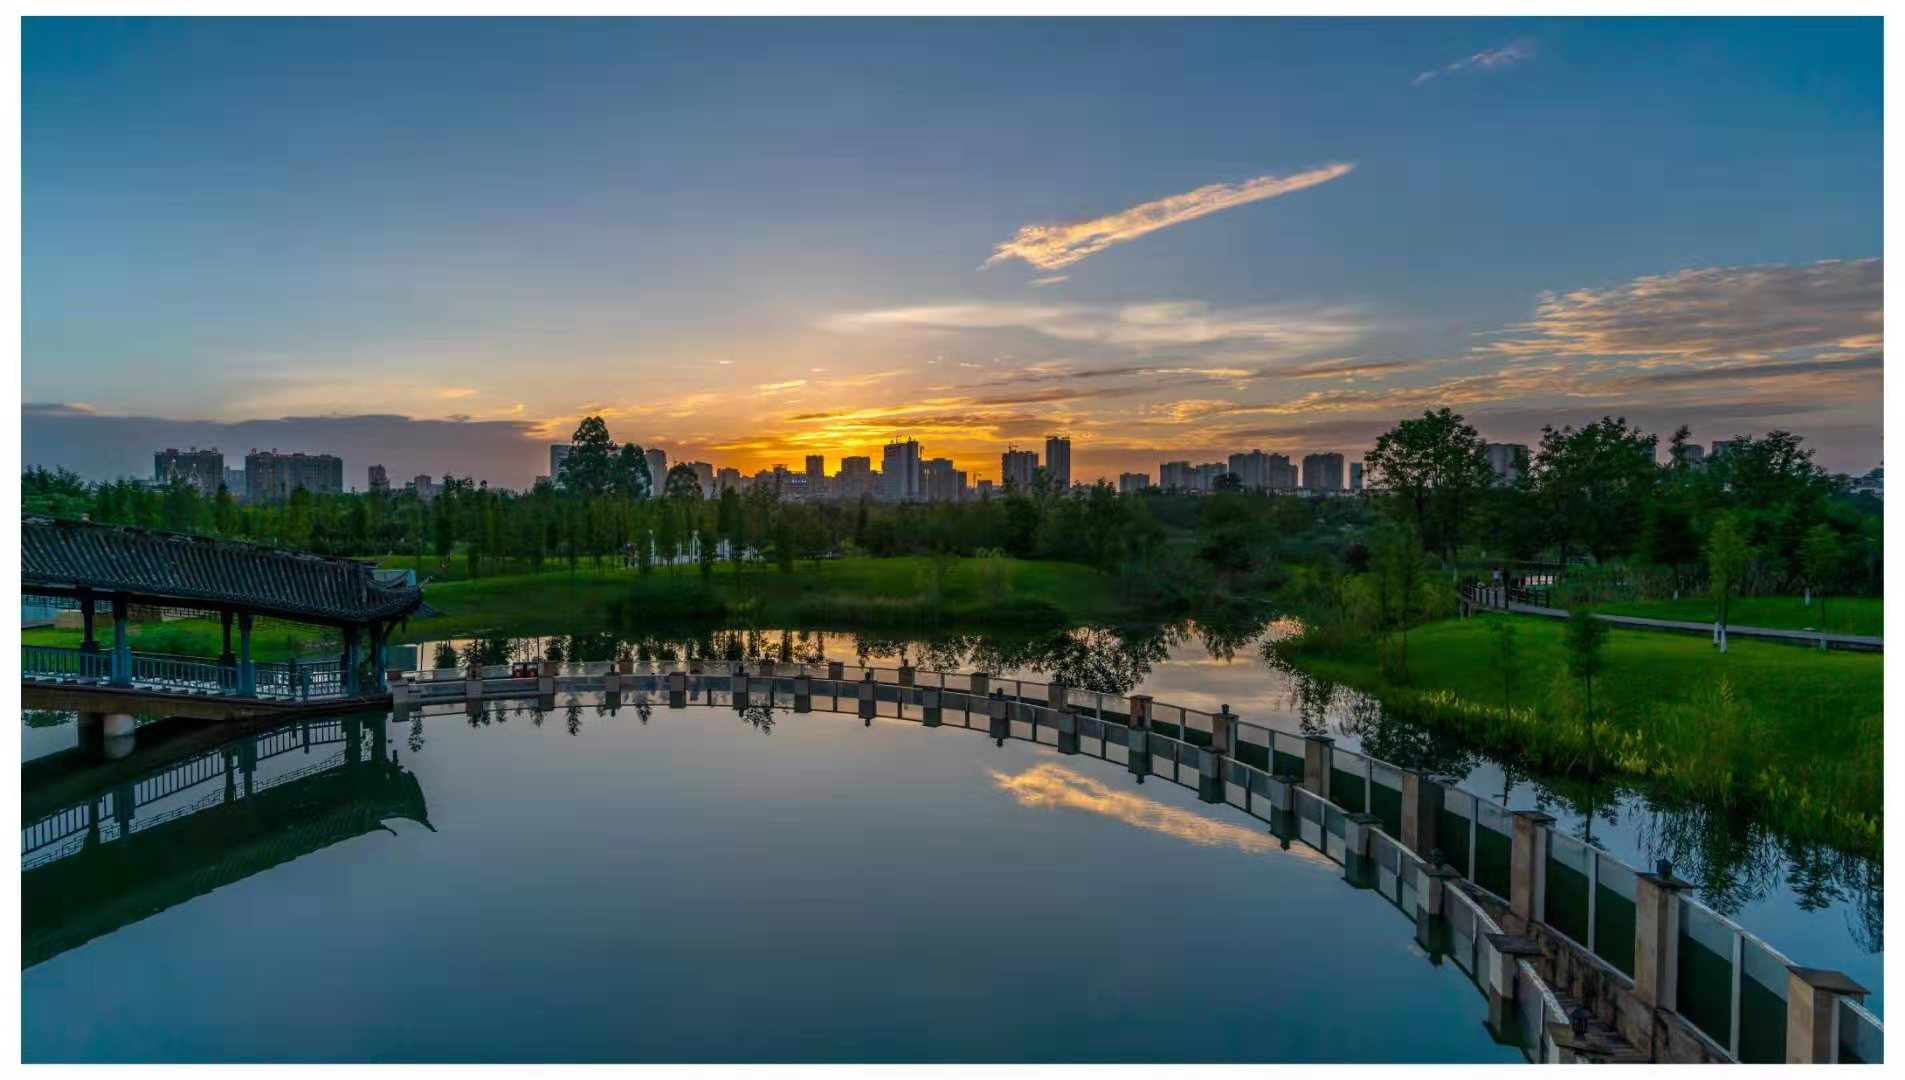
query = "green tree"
(557, 415, 618, 495)
(1562, 607, 1610, 776)
(1529, 416, 1658, 565)
(1364, 408, 1493, 566)
(1487, 616, 1521, 717)
(1704, 513, 1753, 653)
(664, 463, 702, 502)
(1799, 523, 1844, 640)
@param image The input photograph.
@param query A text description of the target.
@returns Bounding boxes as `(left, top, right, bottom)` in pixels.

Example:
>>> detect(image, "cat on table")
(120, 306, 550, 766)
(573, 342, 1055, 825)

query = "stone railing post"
(1400, 767, 1440, 857)
(603, 668, 621, 696)
(1416, 860, 1461, 950)
(1483, 933, 1544, 1040)
(898, 664, 916, 688)
(1509, 810, 1556, 933)
(465, 662, 484, 702)
(1343, 811, 1382, 886)
(1210, 704, 1236, 756)
(757, 658, 775, 679)
(968, 671, 990, 699)
(1302, 734, 1334, 801)
(733, 672, 751, 709)
(987, 689, 1010, 743)
(1046, 678, 1067, 711)
(1194, 705, 1237, 805)
(1632, 862, 1692, 1027)
(827, 660, 845, 682)
(1787, 968, 1869, 1063)
(793, 674, 812, 713)
(1055, 710, 1078, 754)
(921, 687, 943, 727)
(859, 671, 877, 723)
(537, 661, 556, 697)
(666, 669, 688, 708)
(1124, 694, 1152, 778)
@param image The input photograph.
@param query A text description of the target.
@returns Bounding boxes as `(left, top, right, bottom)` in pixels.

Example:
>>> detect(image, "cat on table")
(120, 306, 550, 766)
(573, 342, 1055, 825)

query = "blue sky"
(23, 17, 1883, 485)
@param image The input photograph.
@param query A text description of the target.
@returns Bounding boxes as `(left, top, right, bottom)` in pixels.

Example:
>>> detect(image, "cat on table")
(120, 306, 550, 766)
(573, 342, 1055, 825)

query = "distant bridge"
(21, 517, 423, 721)
(1459, 583, 1882, 652)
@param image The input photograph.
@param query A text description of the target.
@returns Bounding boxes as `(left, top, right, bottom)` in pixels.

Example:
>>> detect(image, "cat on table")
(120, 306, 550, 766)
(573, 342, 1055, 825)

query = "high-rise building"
(1266, 453, 1299, 490)
(1195, 462, 1229, 491)
(1044, 436, 1072, 491)
(550, 444, 572, 480)
(153, 447, 225, 498)
(645, 448, 668, 491)
(410, 474, 440, 501)
(244, 450, 343, 501)
(223, 467, 247, 499)
(1118, 472, 1150, 495)
(837, 456, 874, 500)
(1672, 442, 1706, 468)
(1301, 452, 1345, 493)
(881, 439, 922, 501)
(922, 457, 967, 502)
(716, 467, 742, 493)
(1710, 439, 1744, 460)
(1159, 461, 1194, 491)
(975, 479, 995, 500)
(1484, 443, 1529, 485)
(1227, 450, 1270, 490)
(1349, 463, 1364, 492)
(1000, 448, 1038, 491)
(687, 461, 716, 497)
(368, 464, 390, 492)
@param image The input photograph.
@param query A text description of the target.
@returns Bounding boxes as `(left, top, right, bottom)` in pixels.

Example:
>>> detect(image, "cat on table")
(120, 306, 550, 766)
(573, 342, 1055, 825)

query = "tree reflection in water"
(410, 612, 1879, 955)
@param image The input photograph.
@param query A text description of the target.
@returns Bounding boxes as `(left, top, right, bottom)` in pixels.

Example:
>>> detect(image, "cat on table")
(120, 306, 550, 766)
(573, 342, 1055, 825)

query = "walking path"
(1462, 586, 1882, 652)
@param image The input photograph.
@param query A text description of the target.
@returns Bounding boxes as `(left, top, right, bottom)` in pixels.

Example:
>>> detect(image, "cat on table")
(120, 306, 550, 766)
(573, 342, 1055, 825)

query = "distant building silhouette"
(1044, 436, 1071, 491)
(153, 447, 224, 498)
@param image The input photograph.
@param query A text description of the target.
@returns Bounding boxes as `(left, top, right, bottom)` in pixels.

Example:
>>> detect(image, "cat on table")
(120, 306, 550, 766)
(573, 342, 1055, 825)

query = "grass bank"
(1276, 613, 1881, 858)
(394, 556, 1129, 641)
(1592, 595, 1883, 637)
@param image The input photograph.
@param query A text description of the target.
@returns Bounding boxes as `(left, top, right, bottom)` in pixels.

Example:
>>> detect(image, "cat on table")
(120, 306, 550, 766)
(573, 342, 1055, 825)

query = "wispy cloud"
(830, 299, 1364, 356)
(1413, 40, 1534, 86)
(1029, 275, 1070, 288)
(756, 379, 809, 393)
(982, 164, 1355, 271)
(1487, 258, 1882, 363)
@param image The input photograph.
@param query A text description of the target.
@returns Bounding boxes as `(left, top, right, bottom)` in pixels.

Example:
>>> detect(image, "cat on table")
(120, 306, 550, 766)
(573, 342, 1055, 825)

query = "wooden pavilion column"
(109, 593, 131, 688)
(237, 611, 256, 698)
(78, 588, 99, 653)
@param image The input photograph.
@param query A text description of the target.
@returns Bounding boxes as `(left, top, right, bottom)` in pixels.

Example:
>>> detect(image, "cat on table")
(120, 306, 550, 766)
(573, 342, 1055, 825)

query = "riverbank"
(394, 557, 1133, 641)
(1274, 613, 1882, 858)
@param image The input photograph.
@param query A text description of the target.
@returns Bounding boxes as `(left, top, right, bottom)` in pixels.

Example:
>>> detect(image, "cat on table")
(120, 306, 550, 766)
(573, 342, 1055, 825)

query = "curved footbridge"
(21, 516, 423, 726)
(391, 658, 1879, 1065)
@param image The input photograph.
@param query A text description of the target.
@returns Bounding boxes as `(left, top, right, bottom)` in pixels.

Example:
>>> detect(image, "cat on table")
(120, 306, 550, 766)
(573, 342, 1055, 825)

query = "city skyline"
(24, 18, 1883, 486)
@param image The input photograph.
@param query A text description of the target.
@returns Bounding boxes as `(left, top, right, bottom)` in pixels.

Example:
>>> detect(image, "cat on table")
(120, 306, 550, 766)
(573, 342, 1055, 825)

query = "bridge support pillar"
(219, 610, 236, 667)
(1787, 968, 1870, 1062)
(341, 624, 360, 696)
(1508, 810, 1556, 933)
(1302, 734, 1334, 801)
(101, 712, 135, 738)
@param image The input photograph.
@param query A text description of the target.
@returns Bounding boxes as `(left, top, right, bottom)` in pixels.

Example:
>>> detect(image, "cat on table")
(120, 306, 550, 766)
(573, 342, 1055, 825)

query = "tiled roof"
(21, 516, 422, 625)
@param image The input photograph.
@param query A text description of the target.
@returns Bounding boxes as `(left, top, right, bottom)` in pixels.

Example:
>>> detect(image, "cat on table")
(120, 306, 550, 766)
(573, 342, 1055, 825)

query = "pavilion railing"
(22, 645, 355, 702)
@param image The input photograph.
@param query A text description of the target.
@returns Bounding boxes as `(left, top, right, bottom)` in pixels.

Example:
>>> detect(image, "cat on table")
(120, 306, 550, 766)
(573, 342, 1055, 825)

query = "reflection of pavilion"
(21, 714, 428, 970)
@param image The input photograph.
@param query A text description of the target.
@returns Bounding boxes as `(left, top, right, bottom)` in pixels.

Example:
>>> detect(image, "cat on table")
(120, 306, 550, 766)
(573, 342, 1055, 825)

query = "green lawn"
(1593, 595, 1883, 637)
(396, 556, 1126, 641)
(22, 617, 335, 662)
(1280, 613, 1882, 856)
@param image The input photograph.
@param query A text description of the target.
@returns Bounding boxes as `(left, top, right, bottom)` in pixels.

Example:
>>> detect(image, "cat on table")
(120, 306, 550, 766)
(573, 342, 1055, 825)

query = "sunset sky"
(23, 17, 1883, 487)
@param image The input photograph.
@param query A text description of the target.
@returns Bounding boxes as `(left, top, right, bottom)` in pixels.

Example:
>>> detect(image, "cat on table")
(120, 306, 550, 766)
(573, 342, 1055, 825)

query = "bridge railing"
(22, 644, 113, 682)
(22, 645, 356, 702)
(394, 658, 1882, 1063)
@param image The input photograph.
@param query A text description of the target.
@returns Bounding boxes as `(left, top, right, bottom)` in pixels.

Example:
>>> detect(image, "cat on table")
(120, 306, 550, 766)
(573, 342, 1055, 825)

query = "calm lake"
(20, 620, 1882, 1060)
